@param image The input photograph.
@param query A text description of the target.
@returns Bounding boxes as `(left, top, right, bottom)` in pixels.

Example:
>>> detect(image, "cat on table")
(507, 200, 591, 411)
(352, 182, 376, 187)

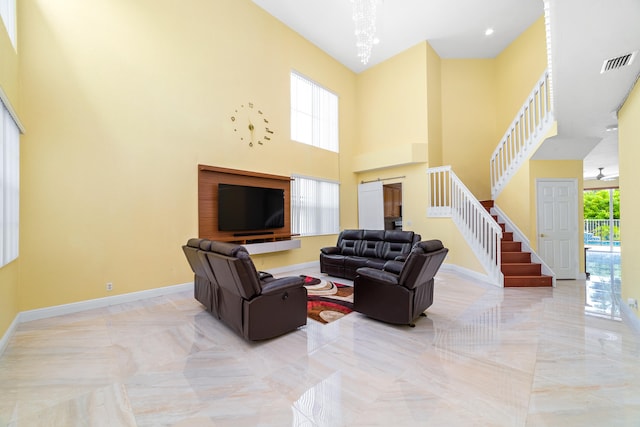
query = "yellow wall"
(356, 42, 428, 154)
(441, 59, 497, 200)
(619, 80, 640, 318)
(495, 16, 547, 134)
(426, 43, 443, 167)
(441, 15, 547, 275)
(490, 15, 550, 254)
(17, 0, 357, 312)
(0, 262, 19, 339)
(496, 160, 532, 236)
(0, 7, 20, 341)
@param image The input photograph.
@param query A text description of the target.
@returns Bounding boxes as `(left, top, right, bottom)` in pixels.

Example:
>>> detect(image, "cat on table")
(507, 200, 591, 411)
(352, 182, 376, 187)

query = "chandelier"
(350, 0, 378, 64)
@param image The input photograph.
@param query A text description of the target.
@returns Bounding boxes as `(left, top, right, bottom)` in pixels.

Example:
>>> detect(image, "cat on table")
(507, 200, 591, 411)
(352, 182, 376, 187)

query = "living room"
(2, 0, 640, 424)
(0, 0, 554, 327)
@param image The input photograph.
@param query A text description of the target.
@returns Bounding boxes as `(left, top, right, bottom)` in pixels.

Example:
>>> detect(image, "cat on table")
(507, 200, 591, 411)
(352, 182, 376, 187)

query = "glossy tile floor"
(2, 265, 640, 426)
(585, 248, 622, 319)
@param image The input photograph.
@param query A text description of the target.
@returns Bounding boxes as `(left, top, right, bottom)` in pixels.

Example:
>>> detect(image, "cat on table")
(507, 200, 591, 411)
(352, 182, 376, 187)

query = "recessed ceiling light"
(485, 28, 494, 36)
(606, 125, 618, 132)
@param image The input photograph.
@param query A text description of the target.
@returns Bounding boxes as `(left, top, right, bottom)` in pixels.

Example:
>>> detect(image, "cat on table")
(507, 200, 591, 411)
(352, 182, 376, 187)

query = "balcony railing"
(490, 70, 554, 198)
(584, 219, 620, 248)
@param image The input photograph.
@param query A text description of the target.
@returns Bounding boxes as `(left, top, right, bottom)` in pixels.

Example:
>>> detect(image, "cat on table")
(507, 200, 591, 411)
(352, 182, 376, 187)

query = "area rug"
(301, 276, 354, 324)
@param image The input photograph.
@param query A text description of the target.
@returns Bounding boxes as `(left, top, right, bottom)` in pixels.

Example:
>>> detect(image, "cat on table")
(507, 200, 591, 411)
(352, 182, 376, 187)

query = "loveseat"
(182, 238, 307, 340)
(319, 229, 421, 280)
(354, 239, 448, 326)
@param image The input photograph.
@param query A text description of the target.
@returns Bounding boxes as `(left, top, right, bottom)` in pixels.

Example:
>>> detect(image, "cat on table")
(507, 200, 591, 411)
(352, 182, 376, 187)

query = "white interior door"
(358, 181, 384, 229)
(536, 179, 579, 279)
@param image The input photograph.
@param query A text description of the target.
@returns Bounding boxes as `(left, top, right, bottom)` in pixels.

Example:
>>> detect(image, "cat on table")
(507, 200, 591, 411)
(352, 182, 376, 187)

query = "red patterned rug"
(301, 276, 354, 324)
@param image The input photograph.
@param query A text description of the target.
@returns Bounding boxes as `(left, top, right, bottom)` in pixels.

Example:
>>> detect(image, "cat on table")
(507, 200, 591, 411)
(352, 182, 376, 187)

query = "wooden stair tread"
(503, 275, 553, 287)
(483, 199, 553, 288)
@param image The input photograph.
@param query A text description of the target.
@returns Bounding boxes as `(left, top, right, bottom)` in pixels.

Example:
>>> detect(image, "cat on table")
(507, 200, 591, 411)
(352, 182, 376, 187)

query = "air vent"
(601, 51, 637, 73)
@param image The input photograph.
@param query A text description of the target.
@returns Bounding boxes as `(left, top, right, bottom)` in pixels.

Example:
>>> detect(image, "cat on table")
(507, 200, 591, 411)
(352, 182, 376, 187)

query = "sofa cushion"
(382, 260, 404, 274)
(345, 256, 369, 270)
(357, 230, 385, 259)
(338, 229, 364, 256)
(383, 230, 415, 243)
(381, 241, 414, 260)
(365, 258, 387, 270)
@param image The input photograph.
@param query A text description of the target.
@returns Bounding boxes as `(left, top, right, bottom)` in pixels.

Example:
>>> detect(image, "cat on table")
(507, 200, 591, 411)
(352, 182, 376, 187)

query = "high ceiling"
(253, 0, 640, 181)
(253, 0, 543, 71)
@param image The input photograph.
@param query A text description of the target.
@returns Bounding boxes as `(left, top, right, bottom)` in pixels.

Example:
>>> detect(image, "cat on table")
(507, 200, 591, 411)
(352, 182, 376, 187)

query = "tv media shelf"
(217, 234, 301, 255)
(198, 164, 299, 255)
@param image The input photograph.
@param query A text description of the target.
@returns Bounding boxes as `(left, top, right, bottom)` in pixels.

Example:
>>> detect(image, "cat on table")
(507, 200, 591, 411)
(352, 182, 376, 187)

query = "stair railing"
(428, 166, 503, 286)
(490, 70, 554, 199)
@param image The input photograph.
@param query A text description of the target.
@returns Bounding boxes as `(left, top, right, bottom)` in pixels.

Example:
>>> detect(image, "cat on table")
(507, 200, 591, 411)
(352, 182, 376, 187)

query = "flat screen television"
(217, 183, 285, 232)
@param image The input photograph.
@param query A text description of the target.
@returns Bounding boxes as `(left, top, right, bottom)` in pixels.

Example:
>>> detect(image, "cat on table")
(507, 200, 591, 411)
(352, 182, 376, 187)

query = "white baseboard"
(0, 314, 20, 357)
(19, 282, 193, 323)
(440, 263, 496, 287)
(0, 282, 194, 357)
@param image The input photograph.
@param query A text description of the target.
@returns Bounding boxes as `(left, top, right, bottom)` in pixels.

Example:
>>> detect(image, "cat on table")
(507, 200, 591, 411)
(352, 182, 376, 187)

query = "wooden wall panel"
(198, 165, 292, 242)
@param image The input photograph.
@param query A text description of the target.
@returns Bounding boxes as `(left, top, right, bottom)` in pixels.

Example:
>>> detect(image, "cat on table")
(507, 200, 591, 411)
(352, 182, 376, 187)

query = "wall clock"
(230, 102, 274, 147)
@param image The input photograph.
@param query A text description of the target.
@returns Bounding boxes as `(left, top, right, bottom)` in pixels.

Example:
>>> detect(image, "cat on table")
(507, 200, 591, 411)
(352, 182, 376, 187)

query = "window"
(291, 175, 339, 236)
(1, 100, 19, 267)
(0, 0, 17, 49)
(290, 71, 339, 152)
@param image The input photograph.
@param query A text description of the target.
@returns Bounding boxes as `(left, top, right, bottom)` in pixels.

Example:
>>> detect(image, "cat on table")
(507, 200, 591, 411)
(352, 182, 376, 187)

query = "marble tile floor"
(1, 267, 640, 426)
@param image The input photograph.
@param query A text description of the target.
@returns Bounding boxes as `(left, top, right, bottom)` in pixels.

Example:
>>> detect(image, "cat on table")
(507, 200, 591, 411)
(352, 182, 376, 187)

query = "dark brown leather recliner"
(353, 240, 448, 326)
(182, 238, 218, 314)
(183, 239, 307, 340)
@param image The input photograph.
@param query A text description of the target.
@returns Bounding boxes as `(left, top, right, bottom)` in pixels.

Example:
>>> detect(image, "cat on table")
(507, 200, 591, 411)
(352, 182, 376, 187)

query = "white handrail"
(490, 70, 554, 199)
(428, 166, 503, 286)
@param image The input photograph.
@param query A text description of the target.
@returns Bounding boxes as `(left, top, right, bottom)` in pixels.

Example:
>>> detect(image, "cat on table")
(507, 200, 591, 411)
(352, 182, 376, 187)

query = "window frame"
(290, 70, 339, 153)
(0, 0, 17, 50)
(1, 98, 20, 267)
(290, 174, 340, 237)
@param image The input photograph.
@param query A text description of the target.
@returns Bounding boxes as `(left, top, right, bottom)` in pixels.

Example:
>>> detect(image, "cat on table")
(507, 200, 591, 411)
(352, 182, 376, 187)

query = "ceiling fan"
(587, 167, 619, 181)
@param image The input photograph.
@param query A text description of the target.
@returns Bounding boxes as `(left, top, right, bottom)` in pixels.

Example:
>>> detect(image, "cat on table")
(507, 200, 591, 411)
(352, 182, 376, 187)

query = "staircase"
(481, 200, 553, 287)
(426, 70, 555, 287)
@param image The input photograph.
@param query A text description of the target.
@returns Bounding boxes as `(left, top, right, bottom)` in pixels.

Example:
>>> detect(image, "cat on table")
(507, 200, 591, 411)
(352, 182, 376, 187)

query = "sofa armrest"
(261, 276, 306, 295)
(320, 246, 341, 255)
(258, 271, 274, 280)
(355, 267, 399, 286)
(383, 260, 404, 275)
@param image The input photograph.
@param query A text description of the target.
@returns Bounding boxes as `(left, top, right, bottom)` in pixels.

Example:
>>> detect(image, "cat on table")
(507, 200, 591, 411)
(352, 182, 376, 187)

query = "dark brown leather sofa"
(182, 238, 307, 340)
(320, 229, 421, 280)
(353, 240, 448, 326)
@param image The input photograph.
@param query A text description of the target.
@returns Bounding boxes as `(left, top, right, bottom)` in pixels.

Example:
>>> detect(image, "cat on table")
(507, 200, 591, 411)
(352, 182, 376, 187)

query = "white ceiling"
(253, 0, 640, 181)
(534, 0, 640, 182)
(253, 0, 543, 71)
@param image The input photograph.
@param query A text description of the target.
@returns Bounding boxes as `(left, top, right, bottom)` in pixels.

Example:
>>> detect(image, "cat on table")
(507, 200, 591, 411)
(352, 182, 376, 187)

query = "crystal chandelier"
(350, 0, 378, 65)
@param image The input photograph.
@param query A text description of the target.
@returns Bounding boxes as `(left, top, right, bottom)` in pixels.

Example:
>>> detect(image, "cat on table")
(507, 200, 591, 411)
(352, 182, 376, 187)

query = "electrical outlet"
(106, 282, 113, 291)
(627, 298, 638, 310)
